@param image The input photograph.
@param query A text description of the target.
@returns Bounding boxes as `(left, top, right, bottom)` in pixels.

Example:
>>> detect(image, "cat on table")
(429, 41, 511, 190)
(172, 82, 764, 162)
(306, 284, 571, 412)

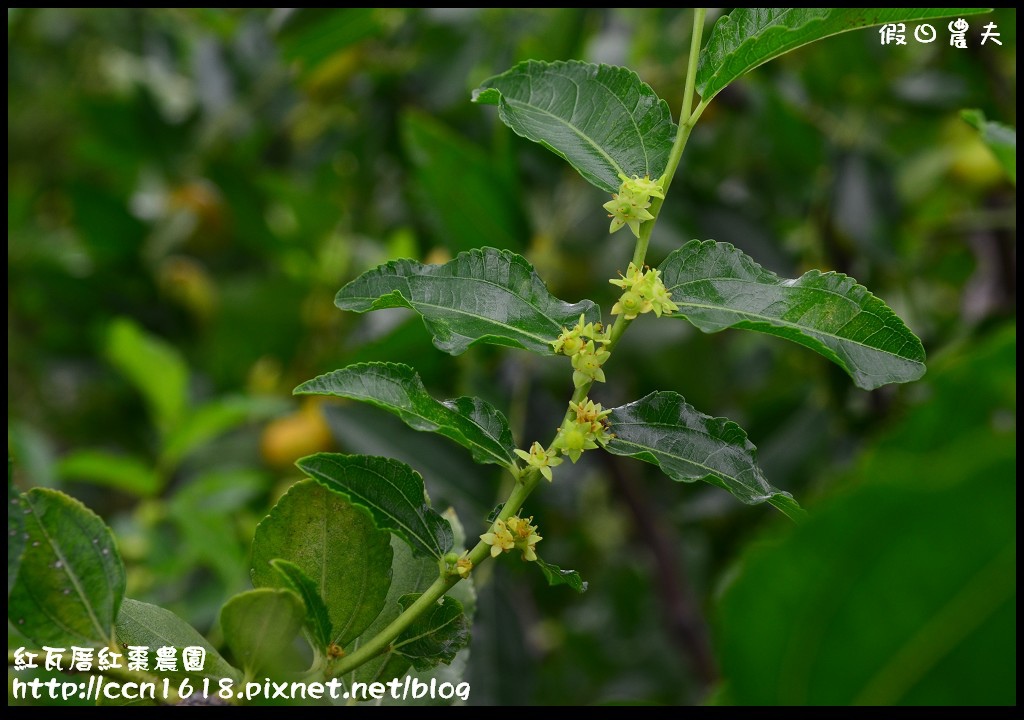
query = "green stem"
(609, 8, 706, 351)
(660, 7, 707, 199)
(331, 472, 541, 680)
(329, 7, 711, 683)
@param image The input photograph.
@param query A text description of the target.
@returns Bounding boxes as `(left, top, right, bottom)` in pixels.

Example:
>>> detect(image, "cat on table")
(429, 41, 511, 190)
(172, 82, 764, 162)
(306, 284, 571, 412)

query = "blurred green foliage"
(8, 8, 1015, 705)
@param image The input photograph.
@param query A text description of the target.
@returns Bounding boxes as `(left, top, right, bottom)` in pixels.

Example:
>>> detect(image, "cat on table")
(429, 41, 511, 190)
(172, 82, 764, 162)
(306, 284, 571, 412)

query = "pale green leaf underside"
(251, 480, 392, 649)
(394, 594, 470, 672)
(962, 109, 1016, 185)
(347, 538, 436, 689)
(8, 488, 126, 646)
(336, 247, 599, 356)
(607, 392, 801, 520)
(296, 453, 454, 560)
(219, 588, 305, 679)
(270, 559, 334, 655)
(296, 362, 516, 468)
(115, 599, 240, 683)
(697, 8, 993, 103)
(473, 60, 677, 193)
(659, 240, 925, 390)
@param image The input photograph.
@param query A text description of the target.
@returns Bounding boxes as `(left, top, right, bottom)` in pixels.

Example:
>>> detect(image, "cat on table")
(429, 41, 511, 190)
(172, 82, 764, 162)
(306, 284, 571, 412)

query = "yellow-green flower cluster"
(603, 175, 665, 238)
(552, 398, 614, 463)
(514, 441, 563, 482)
(481, 515, 542, 562)
(609, 262, 679, 320)
(551, 314, 611, 389)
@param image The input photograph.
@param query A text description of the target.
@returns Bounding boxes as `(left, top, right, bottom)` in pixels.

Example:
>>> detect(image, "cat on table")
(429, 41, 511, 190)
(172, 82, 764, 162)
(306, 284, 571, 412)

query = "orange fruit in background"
(260, 399, 334, 468)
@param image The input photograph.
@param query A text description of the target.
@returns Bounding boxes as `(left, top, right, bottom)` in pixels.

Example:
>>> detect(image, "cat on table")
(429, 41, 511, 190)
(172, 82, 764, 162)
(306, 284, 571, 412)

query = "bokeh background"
(8, 8, 1016, 705)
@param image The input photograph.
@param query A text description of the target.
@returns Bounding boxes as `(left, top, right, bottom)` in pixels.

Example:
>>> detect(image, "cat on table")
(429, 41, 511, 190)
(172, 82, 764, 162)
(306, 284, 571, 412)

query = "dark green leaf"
(8, 488, 126, 646)
(296, 362, 516, 468)
(56, 450, 161, 497)
(219, 588, 305, 679)
(104, 317, 188, 437)
(323, 404, 494, 511)
(270, 559, 333, 656)
(401, 110, 528, 253)
(535, 557, 588, 593)
(394, 594, 470, 671)
(607, 392, 801, 519)
(251, 480, 392, 649)
(962, 109, 1016, 185)
(114, 598, 240, 683)
(473, 60, 677, 193)
(697, 8, 993, 103)
(658, 240, 925, 390)
(296, 453, 453, 559)
(335, 247, 599, 356)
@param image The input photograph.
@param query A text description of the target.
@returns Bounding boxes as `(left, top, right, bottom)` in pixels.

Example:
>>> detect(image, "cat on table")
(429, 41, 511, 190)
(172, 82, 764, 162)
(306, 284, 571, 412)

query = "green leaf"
(296, 362, 516, 468)
(104, 317, 189, 437)
(346, 538, 437, 688)
(718, 332, 1015, 704)
(269, 559, 333, 656)
(535, 557, 588, 593)
(8, 488, 126, 646)
(297, 453, 453, 560)
(401, 110, 528, 253)
(251, 480, 392, 650)
(473, 60, 677, 193)
(962, 109, 1016, 185)
(161, 396, 288, 468)
(114, 598, 241, 683)
(219, 588, 305, 679)
(394, 594, 470, 671)
(56, 450, 161, 497)
(697, 8, 993, 103)
(606, 392, 801, 519)
(335, 247, 599, 356)
(658, 240, 926, 390)
(348, 511, 477, 694)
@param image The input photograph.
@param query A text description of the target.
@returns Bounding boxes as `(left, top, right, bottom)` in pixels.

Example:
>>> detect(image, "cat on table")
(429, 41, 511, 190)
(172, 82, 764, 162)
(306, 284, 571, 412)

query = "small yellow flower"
(609, 262, 646, 291)
(552, 422, 599, 463)
(455, 557, 473, 577)
(621, 174, 666, 201)
(569, 398, 611, 426)
(648, 278, 679, 317)
(570, 340, 611, 388)
(480, 519, 515, 558)
(603, 195, 654, 238)
(609, 263, 677, 319)
(551, 314, 607, 356)
(602, 176, 664, 238)
(514, 441, 563, 482)
(505, 515, 542, 562)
